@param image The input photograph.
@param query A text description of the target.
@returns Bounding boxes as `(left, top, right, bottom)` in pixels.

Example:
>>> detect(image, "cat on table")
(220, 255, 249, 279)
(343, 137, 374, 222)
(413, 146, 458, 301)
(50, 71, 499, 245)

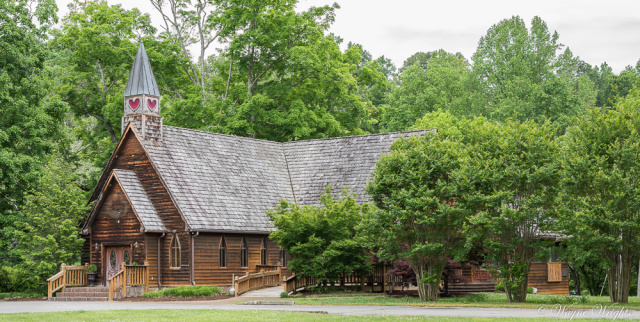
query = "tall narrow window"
(219, 236, 227, 268)
(240, 238, 248, 268)
(170, 234, 181, 268)
(280, 249, 288, 267)
(260, 238, 268, 266)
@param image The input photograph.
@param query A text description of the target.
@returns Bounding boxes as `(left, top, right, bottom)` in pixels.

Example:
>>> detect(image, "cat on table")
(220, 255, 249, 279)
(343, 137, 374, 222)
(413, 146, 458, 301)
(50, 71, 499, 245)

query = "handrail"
(47, 263, 89, 298)
(283, 264, 398, 294)
(234, 268, 281, 297)
(109, 261, 151, 301)
(108, 263, 126, 301)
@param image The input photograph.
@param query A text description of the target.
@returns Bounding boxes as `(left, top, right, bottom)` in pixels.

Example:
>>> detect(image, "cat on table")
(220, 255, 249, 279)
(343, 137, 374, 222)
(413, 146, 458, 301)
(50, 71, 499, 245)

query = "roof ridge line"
(163, 125, 435, 145)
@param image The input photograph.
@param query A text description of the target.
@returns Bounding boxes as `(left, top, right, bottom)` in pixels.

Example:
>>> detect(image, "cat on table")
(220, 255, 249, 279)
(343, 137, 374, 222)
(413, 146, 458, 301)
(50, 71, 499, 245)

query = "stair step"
(56, 292, 109, 298)
(49, 297, 108, 301)
(63, 287, 109, 292)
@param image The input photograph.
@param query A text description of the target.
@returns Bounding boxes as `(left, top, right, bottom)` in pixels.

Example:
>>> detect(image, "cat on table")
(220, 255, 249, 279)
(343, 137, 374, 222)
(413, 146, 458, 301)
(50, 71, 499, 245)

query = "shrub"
(527, 287, 534, 294)
(280, 291, 289, 298)
(143, 286, 222, 298)
(495, 283, 504, 292)
(86, 264, 97, 273)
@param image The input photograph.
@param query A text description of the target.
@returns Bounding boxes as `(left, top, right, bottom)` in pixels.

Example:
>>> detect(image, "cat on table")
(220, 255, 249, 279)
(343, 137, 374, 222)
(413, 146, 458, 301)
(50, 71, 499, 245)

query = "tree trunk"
(608, 250, 632, 303)
(569, 262, 580, 295)
(414, 265, 441, 301)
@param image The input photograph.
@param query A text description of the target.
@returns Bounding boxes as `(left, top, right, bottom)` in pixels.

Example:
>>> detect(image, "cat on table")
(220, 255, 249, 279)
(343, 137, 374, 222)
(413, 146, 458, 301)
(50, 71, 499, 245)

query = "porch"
(47, 262, 151, 301)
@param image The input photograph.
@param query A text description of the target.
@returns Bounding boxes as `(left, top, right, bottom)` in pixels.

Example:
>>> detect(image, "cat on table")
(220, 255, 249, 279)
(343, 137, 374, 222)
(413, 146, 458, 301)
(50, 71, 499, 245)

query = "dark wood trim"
(191, 232, 199, 285)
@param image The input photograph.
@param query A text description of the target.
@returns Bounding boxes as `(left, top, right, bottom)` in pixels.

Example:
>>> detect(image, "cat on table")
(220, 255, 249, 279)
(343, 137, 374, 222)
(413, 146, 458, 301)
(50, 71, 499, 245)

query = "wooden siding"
(193, 233, 285, 286)
(90, 184, 145, 285)
(528, 262, 569, 295)
(89, 132, 190, 285)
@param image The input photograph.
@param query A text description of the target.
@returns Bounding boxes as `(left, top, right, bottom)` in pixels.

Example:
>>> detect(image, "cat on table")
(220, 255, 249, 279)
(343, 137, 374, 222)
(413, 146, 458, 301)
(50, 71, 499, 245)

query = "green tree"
(268, 187, 371, 283)
(13, 155, 92, 290)
(410, 110, 468, 140)
(52, 0, 190, 188)
(558, 88, 640, 303)
(463, 119, 558, 302)
(0, 0, 62, 266)
(471, 16, 595, 126)
(366, 134, 469, 301)
(382, 50, 470, 131)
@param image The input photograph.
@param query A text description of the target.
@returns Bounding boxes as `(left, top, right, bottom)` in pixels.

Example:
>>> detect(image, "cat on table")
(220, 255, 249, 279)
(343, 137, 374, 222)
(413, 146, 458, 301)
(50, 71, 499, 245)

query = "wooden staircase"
(47, 262, 150, 301)
(49, 287, 109, 301)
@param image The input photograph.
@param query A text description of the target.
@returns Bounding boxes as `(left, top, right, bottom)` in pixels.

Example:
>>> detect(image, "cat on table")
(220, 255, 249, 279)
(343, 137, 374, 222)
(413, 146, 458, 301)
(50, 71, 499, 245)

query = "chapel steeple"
(122, 40, 163, 141)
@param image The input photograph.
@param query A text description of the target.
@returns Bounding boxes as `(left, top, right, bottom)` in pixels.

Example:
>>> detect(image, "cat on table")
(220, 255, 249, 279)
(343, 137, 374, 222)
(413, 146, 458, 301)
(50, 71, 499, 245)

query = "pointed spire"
(124, 41, 160, 97)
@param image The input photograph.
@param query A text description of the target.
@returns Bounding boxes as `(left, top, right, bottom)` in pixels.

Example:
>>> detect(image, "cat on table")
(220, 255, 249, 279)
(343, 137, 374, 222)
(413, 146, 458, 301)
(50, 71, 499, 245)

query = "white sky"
(56, 0, 640, 73)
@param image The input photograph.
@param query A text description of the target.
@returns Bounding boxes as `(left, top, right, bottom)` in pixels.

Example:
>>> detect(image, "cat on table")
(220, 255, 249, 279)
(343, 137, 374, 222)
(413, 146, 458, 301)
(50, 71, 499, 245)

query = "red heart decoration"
(147, 99, 157, 111)
(128, 98, 140, 110)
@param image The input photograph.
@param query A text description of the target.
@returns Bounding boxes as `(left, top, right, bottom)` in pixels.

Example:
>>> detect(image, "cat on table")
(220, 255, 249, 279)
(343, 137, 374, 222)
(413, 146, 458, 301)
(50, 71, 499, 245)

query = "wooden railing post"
(234, 276, 239, 297)
(144, 261, 150, 293)
(60, 263, 66, 292)
(121, 263, 127, 298)
(84, 263, 89, 286)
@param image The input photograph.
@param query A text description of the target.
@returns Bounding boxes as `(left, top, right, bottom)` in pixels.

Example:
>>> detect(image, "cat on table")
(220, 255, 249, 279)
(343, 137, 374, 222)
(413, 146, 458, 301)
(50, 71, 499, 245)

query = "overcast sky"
(56, 0, 640, 73)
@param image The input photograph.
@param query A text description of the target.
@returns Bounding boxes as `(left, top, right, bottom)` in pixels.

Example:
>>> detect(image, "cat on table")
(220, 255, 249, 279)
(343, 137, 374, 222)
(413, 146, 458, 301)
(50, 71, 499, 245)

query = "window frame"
(240, 237, 248, 268)
(260, 238, 268, 266)
(219, 236, 227, 268)
(170, 234, 181, 269)
(280, 249, 288, 267)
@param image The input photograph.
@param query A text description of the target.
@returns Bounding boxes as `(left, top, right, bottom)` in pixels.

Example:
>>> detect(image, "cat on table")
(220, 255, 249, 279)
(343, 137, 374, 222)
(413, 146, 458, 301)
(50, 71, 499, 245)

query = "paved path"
(1, 301, 639, 319)
(238, 285, 282, 298)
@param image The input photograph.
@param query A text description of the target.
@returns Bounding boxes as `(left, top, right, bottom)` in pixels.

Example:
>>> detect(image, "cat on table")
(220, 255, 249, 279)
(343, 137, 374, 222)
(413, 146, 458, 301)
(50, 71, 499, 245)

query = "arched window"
(260, 238, 268, 266)
(170, 234, 181, 268)
(219, 236, 227, 268)
(240, 238, 248, 268)
(280, 249, 288, 267)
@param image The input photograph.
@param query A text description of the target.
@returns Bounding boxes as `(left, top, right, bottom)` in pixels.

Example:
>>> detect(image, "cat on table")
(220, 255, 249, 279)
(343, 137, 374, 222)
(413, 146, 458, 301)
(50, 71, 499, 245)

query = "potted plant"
(86, 264, 97, 287)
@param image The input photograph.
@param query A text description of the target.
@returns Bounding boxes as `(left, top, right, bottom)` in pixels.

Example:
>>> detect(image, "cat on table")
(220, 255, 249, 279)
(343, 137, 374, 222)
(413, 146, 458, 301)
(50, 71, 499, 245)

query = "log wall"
(90, 184, 145, 285)
(528, 262, 570, 295)
(89, 132, 190, 286)
(193, 233, 285, 286)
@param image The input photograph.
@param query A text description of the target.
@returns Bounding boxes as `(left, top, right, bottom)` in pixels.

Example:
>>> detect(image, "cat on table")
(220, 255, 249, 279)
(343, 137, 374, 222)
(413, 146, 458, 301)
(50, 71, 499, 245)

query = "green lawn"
(276, 292, 640, 310)
(0, 309, 618, 321)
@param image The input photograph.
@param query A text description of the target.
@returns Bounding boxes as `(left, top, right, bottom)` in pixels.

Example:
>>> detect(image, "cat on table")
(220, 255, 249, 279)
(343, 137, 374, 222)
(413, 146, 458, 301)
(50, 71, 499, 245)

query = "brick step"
(49, 297, 108, 301)
(63, 287, 109, 292)
(56, 292, 109, 298)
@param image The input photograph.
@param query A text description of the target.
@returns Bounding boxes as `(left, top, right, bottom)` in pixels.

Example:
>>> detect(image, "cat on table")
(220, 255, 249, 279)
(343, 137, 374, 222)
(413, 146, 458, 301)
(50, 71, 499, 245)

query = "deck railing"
(47, 263, 89, 298)
(471, 267, 498, 283)
(283, 264, 399, 294)
(234, 268, 282, 296)
(108, 261, 150, 301)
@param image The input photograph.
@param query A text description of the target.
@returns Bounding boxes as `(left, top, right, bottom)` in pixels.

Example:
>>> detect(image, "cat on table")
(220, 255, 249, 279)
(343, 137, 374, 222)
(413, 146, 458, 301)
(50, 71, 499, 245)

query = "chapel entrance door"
(105, 246, 131, 286)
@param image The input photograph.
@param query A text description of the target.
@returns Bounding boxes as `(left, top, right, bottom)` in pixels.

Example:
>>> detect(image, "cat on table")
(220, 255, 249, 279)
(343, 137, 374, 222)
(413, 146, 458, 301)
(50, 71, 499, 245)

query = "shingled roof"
(283, 131, 428, 205)
(144, 126, 294, 233)
(124, 41, 160, 97)
(113, 169, 166, 232)
(141, 127, 431, 233)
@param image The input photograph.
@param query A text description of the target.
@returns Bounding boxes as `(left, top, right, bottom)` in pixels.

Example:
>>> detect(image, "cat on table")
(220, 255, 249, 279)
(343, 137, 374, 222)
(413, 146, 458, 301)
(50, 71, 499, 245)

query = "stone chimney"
(122, 41, 162, 142)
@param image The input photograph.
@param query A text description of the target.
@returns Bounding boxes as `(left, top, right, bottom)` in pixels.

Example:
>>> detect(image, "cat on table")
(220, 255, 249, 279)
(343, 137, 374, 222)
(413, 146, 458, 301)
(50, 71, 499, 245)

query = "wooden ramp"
(238, 285, 282, 298)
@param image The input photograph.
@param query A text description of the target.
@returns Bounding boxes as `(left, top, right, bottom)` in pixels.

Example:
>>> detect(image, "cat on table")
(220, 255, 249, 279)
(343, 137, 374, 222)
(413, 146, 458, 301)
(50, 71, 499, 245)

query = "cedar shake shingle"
(142, 126, 431, 233)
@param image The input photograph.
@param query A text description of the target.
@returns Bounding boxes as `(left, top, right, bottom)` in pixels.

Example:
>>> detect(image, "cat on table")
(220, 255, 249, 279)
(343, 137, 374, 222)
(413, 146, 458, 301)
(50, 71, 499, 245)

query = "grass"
(142, 285, 222, 298)
(0, 309, 618, 321)
(275, 292, 640, 310)
(0, 291, 45, 300)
